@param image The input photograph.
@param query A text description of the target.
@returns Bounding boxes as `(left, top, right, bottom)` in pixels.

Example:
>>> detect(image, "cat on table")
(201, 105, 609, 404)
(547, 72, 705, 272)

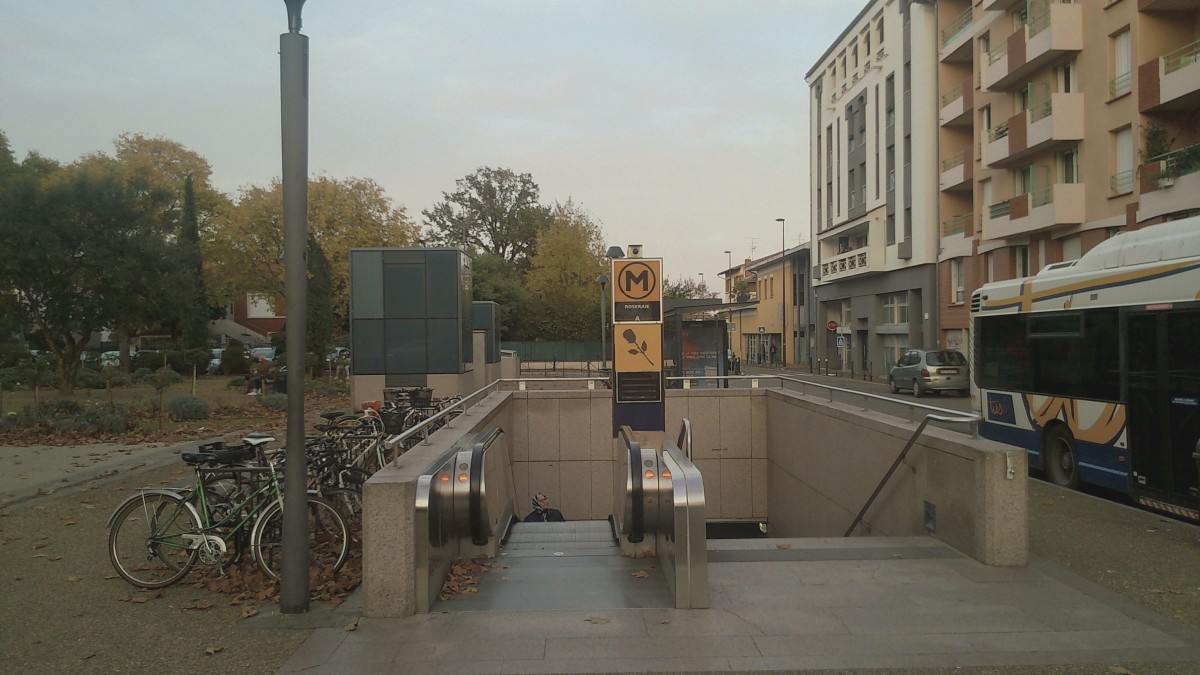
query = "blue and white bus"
(971, 218, 1200, 520)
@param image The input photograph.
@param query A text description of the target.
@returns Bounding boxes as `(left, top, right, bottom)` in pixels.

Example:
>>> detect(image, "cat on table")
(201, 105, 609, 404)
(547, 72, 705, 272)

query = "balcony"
(940, 8, 974, 62)
(941, 212, 973, 238)
(940, 148, 972, 191)
(1140, 39, 1200, 113)
(818, 219, 885, 282)
(985, 184, 1086, 240)
(983, 0, 1024, 10)
(1139, 0, 1200, 10)
(939, 78, 973, 127)
(983, 3, 1083, 91)
(983, 93, 1084, 167)
(1138, 144, 1200, 221)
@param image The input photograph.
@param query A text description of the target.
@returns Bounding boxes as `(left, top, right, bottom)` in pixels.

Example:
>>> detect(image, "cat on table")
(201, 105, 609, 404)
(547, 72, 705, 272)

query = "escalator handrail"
(676, 418, 692, 461)
(468, 428, 504, 546)
(620, 425, 645, 543)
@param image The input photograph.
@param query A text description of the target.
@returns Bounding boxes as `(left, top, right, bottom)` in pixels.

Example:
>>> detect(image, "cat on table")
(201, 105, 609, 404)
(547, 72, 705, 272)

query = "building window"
(1062, 234, 1081, 261)
(247, 293, 278, 318)
(951, 259, 965, 304)
(1113, 126, 1133, 187)
(1015, 245, 1030, 278)
(882, 292, 908, 324)
(1111, 28, 1131, 98)
(881, 334, 906, 371)
(1060, 150, 1079, 184)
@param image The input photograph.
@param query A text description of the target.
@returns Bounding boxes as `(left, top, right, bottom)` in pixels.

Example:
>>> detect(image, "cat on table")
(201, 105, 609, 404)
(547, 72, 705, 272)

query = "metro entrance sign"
(612, 259, 662, 323)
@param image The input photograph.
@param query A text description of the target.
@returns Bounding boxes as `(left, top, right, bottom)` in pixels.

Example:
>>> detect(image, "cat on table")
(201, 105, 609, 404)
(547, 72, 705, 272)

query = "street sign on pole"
(827, 320, 838, 331)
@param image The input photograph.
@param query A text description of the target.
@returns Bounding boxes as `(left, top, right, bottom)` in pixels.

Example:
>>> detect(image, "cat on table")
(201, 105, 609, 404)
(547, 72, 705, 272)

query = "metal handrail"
(382, 376, 611, 453)
(665, 374, 975, 432)
(676, 418, 692, 461)
(844, 412, 982, 537)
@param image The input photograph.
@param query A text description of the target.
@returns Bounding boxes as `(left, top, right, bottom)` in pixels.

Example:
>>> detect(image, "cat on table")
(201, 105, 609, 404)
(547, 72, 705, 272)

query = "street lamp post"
(775, 218, 786, 367)
(723, 250, 732, 302)
(280, 0, 310, 614)
(597, 273, 608, 373)
(698, 272, 705, 295)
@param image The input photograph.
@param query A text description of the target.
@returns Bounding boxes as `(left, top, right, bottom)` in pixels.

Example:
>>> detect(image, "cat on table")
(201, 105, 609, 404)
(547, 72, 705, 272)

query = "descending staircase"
(434, 520, 672, 611)
(504, 520, 617, 555)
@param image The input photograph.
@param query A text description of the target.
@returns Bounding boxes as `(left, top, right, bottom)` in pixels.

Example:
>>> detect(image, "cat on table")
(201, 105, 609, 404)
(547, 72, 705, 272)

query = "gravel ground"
(2, 454, 1199, 674)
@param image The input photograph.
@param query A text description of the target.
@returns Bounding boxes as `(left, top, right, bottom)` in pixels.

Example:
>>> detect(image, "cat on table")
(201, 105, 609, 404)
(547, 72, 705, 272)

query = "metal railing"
(988, 40, 1008, 65)
(1164, 39, 1200, 75)
(1029, 97, 1053, 123)
(941, 8, 973, 48)
(1030, 185, 1054, 208)
(1110, 169, 1133, 195)
(941, 150, 966, 172)
(1109, 71, 1131, 98)
(844, 412, 982, 537)
(940, 83, 963, 109)
(942, 212, 971, 237)
(989, 201, 1011, 219)
(988, 122, 1010, 142)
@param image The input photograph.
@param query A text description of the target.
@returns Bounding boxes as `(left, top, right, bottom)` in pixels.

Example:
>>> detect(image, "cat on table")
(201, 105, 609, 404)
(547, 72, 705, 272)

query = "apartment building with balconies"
(936, 0, 1200, 352)
(806, 0, 942, 378)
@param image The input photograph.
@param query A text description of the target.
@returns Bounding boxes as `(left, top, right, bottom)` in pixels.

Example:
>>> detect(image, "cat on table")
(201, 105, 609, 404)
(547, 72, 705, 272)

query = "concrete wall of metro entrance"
(763, 388, 1027, 567)
(362, 386, 1027, 617)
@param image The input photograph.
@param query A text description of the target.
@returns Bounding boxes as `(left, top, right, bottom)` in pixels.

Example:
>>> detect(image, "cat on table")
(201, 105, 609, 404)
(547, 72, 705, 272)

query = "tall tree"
(206, 176, 417, 331)
(523, 201, 607, 341)
(179, 175, 210, 348)
(0, 155, 177, 393)
(306, 234, 334, 370)
(422, 167, 552, 267)
(471, 252, 529, 340)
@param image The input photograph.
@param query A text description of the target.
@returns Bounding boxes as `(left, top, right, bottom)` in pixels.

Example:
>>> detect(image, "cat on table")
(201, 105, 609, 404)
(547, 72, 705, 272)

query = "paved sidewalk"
(277, 534, 1200, 674)
(0, 436, 227, 506)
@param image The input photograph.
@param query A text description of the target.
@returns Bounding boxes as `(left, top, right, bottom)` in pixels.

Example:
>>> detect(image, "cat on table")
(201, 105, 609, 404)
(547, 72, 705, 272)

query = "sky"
(1, 0, 867, 291)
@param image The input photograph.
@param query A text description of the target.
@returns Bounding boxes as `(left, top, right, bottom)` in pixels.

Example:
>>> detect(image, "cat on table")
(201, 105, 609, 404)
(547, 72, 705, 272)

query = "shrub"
(228, 376, 247, 390)
(131, 367, 153, 383)
(222, 345, 249, 377)
(166, 348, 210, 375)
(167, 395, 211, 421)
(108, 374, 132, 388)
(46, 399, 83, 415)
(260, 393, 288, 410)
(152, 367, 183, 391)
(76, 368, 107, 390)
(0, 343, 29, 368)
(133, 351, 166, 371)
(87, 408, 133, 433)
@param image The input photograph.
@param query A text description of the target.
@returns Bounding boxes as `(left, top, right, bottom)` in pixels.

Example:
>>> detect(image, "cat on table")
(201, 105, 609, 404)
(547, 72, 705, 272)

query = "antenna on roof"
(748, 237, 760, 257)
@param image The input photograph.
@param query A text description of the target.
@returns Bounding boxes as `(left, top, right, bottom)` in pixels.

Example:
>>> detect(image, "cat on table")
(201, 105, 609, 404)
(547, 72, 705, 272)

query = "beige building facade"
(935, 0, 1200, 347)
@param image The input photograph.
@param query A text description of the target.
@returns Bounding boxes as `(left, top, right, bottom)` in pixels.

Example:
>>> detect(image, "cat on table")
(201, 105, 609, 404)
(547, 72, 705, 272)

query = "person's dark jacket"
(524, 508, 565, 522)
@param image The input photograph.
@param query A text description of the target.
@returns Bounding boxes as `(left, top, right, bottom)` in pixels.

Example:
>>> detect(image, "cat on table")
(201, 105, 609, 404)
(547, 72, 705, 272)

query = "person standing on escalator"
(524, 492, 566, 522)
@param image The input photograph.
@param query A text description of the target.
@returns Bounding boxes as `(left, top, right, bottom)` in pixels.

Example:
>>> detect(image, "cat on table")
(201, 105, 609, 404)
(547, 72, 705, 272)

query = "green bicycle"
(107, 444, 350, 589)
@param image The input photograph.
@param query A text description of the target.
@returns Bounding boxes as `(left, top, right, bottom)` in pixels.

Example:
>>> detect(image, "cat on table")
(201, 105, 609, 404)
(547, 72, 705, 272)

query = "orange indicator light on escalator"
(458, 473, 469, 483)
(644, 470, 655, 480)
(439, 474, 450, 483)
(661, 469, 671, 479)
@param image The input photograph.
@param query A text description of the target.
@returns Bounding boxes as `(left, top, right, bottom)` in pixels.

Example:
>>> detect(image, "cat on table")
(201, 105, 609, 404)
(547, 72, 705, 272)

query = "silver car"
(888, 349, 968, 397)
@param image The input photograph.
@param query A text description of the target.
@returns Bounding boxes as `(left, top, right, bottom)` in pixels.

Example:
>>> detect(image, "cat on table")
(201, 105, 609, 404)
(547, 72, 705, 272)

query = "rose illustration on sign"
(623, 328, 654, 366)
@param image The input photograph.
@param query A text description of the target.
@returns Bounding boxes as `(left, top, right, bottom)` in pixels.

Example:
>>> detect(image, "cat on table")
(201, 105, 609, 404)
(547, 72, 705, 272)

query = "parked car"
(888, 349, 968, 397)
(249, 346, 277, 363)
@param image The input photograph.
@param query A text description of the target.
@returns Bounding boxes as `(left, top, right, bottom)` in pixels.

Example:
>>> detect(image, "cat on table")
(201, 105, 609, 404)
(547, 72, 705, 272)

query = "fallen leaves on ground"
(585, 616, 609, 624)
(631, 569, 649, 579)
(438, 559, 493, 601)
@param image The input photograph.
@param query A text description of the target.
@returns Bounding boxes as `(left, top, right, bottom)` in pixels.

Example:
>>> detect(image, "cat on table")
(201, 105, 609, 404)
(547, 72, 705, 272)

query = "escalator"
(413, 423, 707, 612)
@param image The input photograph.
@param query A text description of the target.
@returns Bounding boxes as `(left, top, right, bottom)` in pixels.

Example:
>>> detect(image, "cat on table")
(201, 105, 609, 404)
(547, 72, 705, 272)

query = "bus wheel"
(1043, 426, 1080, 489)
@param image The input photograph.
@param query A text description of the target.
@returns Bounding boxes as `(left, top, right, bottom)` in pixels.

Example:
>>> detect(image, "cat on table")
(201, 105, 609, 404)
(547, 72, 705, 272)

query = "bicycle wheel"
(108, 492, 201, 589)
(322, 487, 363, 532)
(250, 495, 349, 581)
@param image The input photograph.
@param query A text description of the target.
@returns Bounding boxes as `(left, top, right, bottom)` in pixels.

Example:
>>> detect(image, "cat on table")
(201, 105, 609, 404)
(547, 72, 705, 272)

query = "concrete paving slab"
(276, 537, 1200, 673)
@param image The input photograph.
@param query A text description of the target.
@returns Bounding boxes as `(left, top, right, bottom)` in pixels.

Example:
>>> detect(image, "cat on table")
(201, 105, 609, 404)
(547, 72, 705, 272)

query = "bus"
(970, 218, 1200, 521)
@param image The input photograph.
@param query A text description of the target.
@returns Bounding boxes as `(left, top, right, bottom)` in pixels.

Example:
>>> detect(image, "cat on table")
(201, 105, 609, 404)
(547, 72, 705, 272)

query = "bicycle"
(107, 444, 350, 589)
